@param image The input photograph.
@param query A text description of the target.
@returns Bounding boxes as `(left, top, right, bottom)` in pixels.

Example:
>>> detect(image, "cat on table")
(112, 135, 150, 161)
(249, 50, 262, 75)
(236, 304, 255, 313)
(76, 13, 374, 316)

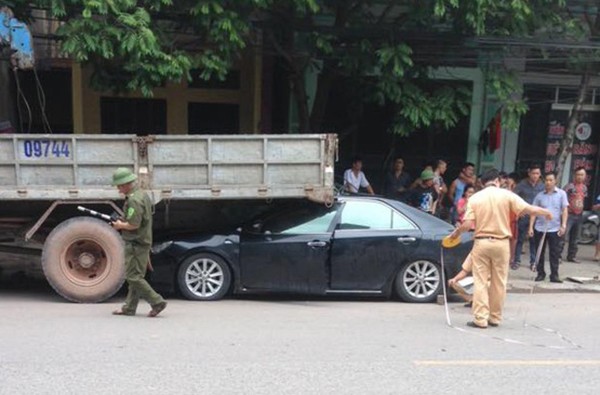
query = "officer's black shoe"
(550, 277, 563, 283)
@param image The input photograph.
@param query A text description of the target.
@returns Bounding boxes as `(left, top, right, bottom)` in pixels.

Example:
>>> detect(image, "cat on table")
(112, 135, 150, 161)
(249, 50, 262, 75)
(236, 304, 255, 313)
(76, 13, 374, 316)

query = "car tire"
(177, 253, 231, 301)
(394, 260, 442, 303)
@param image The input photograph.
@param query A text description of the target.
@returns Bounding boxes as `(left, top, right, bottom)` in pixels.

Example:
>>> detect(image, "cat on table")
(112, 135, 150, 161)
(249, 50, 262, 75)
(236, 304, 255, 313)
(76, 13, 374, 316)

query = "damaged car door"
(239, 204, 339, 293)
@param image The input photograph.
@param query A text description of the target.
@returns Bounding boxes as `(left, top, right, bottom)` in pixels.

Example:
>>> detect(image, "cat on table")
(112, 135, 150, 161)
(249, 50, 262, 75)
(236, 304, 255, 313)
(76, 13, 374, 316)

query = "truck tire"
(42, 217, 125, 303)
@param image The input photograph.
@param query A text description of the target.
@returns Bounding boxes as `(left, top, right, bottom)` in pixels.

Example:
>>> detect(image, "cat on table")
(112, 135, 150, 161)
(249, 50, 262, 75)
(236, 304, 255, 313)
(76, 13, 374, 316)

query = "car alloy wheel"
(395, 260, 441, 303)
(177, 253, 231, 301)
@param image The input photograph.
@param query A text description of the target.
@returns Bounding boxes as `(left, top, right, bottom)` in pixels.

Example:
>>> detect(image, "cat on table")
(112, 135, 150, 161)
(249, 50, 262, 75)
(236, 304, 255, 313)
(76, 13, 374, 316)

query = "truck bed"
(0, 133, 337, 204)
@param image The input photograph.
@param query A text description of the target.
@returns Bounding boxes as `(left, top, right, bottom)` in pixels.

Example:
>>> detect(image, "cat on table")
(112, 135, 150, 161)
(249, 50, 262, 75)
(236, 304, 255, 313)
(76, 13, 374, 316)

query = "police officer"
(111, 168, 167, 317)
(449, 168, 551, 328)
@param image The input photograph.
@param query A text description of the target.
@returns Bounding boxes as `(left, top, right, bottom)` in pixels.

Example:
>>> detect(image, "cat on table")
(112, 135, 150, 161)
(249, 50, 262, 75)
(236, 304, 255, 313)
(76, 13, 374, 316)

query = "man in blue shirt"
(512, 164, 544, 270)
(528, 171, 569, 283)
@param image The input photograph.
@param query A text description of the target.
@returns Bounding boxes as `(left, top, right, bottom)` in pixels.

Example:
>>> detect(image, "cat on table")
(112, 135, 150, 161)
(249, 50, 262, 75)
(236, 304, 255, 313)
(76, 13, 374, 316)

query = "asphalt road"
(1, 283, 599, 395)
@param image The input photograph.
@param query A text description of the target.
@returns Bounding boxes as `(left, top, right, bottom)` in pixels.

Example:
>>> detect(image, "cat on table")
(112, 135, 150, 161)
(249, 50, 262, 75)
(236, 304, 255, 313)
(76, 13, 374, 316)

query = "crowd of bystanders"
(343, 156, 599, 277)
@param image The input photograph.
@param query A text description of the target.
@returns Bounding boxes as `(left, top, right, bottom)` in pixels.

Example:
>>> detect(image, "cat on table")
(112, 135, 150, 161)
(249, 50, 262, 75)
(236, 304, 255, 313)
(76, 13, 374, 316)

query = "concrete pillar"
(71, 62, 84, 134)
(430, 67, 485, 168)
(165, 81, 187, 134)
(239, 45, 262, 133)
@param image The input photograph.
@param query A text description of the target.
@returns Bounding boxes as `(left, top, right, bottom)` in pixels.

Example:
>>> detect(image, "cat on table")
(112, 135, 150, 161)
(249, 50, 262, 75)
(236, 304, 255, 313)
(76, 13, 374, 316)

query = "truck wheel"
(177, 253, 231, 301)
(42, 217, 125, 303)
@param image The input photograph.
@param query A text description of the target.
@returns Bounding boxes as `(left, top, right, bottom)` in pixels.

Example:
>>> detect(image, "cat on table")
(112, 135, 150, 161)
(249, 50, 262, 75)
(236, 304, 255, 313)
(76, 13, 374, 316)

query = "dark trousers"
(515, 216, 536, 264)
(560, 214, 582, 259)
(534, 230, 561, 279)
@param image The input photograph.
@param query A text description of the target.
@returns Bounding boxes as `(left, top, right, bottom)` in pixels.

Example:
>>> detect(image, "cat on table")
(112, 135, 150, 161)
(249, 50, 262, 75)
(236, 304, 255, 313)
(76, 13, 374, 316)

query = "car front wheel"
(394, 260, 442, 303)
(177, 253, 231, 301)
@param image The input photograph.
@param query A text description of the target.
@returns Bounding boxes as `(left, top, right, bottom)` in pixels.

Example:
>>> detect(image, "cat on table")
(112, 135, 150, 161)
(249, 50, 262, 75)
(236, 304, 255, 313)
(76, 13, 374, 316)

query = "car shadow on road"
(236, 294, 392, 306)
(159, 291, 400, 306)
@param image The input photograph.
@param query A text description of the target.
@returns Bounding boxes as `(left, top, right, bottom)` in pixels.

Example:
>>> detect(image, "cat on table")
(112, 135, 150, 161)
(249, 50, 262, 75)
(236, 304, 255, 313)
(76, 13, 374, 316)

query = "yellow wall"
(71, 47, 262, 134)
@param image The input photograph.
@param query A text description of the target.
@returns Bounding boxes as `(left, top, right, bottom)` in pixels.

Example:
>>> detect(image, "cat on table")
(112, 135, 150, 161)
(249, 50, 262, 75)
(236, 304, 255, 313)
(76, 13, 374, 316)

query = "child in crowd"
(455, 184, 475, 225)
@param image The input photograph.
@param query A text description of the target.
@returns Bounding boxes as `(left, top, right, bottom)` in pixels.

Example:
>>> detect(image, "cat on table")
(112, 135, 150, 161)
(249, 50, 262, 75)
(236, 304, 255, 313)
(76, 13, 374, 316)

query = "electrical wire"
(12, 68, 24, 134)
(12, 67, 32, 134)
(33, 67, 53, 134)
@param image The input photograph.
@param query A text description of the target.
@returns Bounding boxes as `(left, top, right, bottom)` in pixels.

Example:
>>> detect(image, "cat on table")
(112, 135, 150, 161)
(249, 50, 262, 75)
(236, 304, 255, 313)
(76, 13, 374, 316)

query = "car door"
(330, 199, 422, 291)
(239, 204, 339, 293)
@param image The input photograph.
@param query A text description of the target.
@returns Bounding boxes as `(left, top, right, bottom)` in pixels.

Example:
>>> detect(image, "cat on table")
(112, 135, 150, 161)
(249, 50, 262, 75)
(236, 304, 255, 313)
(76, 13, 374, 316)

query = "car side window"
(340, 201, 416, 230)
(262, 207, 338, 234)
(392, 211, 416, 230)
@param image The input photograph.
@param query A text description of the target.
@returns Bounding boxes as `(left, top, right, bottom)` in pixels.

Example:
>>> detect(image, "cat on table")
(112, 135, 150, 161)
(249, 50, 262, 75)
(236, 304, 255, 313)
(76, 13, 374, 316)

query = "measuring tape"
(440, 229, 582, 350)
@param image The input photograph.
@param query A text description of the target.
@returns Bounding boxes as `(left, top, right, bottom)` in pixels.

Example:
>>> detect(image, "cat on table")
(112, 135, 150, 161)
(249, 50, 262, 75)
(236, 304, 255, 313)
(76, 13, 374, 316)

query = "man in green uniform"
(111, 168, 167, 317)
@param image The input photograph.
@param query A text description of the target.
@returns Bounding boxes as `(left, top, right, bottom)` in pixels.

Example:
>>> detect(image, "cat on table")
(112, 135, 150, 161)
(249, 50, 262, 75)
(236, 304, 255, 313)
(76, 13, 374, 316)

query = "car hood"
(153, 231, 239, 247)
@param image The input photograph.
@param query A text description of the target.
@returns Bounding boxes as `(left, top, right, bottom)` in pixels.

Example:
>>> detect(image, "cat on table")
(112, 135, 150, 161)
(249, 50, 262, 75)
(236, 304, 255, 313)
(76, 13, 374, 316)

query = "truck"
(0, 133, 338, 302)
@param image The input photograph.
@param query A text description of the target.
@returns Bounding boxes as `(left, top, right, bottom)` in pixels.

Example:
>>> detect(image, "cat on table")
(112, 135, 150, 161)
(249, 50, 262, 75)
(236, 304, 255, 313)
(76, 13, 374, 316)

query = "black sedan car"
(150, 196, 472, 303)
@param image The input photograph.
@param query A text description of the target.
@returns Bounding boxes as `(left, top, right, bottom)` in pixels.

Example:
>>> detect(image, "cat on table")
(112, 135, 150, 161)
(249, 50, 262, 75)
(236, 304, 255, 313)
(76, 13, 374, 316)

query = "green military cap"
(420, 169, 435, 181)
(112, 167, 137, 186)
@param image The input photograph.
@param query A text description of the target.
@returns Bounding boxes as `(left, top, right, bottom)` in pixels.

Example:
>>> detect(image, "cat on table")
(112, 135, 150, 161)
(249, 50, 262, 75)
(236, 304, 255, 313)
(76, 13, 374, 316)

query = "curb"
(507, 284, 600, 294)
(506, 277, 600, 293)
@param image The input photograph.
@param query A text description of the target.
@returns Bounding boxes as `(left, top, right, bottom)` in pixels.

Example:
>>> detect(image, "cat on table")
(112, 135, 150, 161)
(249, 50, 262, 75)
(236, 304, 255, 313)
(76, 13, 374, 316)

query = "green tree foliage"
(4, 0, 585, 138)
(433, 0, 571, 133)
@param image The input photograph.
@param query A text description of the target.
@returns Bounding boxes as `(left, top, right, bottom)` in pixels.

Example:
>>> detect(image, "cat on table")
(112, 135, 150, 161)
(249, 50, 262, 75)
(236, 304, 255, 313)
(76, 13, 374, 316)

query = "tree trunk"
(309, 3, 352, 133)
(555, 71, 590, 182)
(291, 73, 311, 132)
(263, 22, 311, 133)
(309, 64, 334, 133)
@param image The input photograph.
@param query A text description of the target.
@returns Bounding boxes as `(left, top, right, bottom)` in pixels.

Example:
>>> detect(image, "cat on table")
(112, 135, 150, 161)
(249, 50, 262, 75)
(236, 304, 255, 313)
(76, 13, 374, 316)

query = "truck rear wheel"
(42, 217, 125, 303)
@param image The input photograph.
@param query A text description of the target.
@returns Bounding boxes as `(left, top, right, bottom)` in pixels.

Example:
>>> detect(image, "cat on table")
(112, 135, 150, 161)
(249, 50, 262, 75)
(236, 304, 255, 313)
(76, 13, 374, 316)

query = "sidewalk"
(507, 243, 600, 293)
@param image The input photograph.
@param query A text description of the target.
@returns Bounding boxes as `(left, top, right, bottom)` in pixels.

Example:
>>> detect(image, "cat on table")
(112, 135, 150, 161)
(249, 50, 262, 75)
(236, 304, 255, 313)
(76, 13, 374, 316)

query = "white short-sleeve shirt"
(344, 169, 370, 193)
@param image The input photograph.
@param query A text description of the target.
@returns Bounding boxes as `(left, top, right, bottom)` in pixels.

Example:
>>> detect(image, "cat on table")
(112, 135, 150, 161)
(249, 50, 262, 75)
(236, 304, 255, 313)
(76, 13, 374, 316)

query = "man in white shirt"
(344, 156, 375, 195)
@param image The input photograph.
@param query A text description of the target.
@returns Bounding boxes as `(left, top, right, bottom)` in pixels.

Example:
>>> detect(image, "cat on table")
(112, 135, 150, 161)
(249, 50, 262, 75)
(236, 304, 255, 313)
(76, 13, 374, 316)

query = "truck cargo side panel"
(0, 133, 336, 203)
